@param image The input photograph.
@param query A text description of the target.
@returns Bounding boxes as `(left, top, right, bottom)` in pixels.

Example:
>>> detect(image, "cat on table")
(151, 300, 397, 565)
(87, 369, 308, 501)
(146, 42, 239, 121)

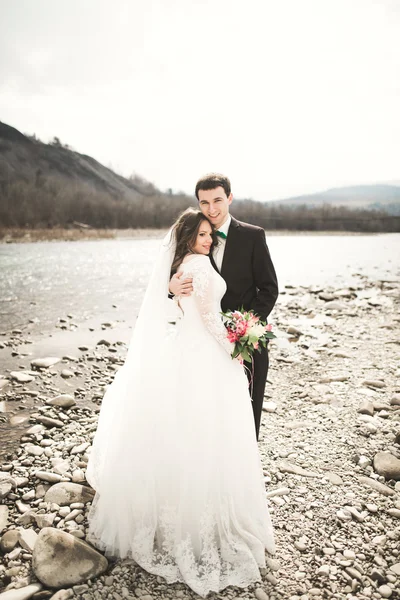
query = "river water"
(1, 233, 399, 335)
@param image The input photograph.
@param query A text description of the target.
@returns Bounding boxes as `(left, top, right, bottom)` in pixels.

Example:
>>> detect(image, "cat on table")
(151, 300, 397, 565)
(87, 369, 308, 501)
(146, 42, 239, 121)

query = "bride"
(85, 208, 276, 597)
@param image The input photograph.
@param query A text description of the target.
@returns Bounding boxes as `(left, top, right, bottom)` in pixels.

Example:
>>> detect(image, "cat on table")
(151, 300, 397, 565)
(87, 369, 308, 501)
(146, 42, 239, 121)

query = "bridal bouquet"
(222, 309, 276, 363)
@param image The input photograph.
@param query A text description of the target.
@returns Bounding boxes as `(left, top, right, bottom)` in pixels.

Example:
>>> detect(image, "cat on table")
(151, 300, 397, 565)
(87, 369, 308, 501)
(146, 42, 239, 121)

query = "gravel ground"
(0, 274, 399, 600)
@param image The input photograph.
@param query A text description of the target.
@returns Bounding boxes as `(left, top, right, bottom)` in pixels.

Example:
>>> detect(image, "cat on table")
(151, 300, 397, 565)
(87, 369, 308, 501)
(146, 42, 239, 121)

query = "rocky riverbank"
(0, 228, 368, 244)
(0, 274, 399, 600)
(0, 228, 167, 244)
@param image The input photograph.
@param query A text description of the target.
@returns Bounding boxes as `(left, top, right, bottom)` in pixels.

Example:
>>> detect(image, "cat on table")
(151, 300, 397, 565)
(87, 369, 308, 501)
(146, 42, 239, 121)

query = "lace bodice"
(177, 255, 233, 355)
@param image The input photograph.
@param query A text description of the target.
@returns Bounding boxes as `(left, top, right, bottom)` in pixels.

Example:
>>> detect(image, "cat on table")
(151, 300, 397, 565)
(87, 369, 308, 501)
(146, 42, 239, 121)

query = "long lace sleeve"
(182, 256, 234, 355)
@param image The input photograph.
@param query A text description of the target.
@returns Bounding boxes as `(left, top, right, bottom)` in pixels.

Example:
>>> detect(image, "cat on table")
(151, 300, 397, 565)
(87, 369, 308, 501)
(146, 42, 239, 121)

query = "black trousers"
(245, 345, 269, 441)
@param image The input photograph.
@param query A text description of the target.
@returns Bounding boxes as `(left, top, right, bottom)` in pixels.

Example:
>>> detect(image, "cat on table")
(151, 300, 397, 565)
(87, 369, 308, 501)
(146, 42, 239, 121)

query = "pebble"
(328, 472, 343, 485)
(61, 369, 74, 378)
(36, 416, 64, 428)
(294, 540, 307, 552)
(31, 357, 61, 368)
(263, 401, 277, 413)
(279, 459, 319, 478)
(377, 585, 393, 598)
(0, 480, 12, 500)
(18, 527, 38, 552)
(363, 379, 386, 389)
(46, 394, 76, 408)
(9, 371, 35, 383)
(373, 452, 400, 481)
(0, 583, 43, 599)
(389, 563, 400, 575)
(0, 505, 9, 531)
(324, 301, 346, 311)
(357, 400, 374, 416)
(70, 442, 90, 455)
(265, 487, 290, 498)
(0, 529, 19, 553)
(34, 471, 63, 483)
(255, 589, 269, 600)
(358, 476, 396, 496)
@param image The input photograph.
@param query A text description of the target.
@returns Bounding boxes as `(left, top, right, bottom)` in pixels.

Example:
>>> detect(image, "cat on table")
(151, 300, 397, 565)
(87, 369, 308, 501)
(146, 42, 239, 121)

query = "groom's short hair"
(195, 173, 231, 200)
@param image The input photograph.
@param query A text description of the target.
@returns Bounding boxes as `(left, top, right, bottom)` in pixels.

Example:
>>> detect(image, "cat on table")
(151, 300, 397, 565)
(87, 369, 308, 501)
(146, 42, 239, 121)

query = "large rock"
(32, 527, 108, 587)
(44, 482, 95, 506)
(373, 452, 400, 481)
(0, 583, 43, 600)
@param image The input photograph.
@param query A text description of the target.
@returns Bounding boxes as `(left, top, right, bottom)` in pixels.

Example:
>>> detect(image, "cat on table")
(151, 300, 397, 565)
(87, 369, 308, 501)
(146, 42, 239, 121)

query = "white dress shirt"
(212, 214, 231, 272)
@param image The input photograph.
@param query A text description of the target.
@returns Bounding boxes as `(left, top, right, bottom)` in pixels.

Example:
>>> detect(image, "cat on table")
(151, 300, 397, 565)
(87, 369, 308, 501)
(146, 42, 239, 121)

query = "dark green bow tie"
(216, 230, 227, 239)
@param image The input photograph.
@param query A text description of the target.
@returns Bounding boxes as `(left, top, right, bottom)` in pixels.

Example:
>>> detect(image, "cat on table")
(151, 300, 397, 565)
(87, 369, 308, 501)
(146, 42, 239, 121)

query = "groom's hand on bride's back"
(169, 272, 193, 296)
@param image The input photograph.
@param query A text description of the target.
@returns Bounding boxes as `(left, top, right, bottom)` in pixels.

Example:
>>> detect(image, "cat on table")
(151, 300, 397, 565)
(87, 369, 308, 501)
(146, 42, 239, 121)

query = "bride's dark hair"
(170, 208, 216, 277)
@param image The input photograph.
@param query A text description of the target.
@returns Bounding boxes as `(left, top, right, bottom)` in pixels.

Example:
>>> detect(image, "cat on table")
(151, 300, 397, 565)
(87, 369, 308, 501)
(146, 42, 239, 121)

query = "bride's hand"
(169, 272, 194, 296)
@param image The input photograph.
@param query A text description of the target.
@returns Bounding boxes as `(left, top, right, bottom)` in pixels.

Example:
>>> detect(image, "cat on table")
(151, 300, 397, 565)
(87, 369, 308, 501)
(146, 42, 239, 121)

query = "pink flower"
(236, 321, 248, 337)
(227, 329, 240, 343)
(253, 341, 259, 349)
(266, 324, 272, 332)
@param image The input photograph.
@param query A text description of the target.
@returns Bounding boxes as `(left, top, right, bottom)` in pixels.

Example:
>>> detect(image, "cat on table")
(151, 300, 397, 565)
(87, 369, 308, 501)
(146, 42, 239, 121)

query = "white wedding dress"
(86, 253, 276, 598)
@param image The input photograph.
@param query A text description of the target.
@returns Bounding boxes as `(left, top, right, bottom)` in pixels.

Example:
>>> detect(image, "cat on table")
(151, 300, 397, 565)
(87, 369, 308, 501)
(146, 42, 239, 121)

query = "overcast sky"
(0, 0, 399, 201)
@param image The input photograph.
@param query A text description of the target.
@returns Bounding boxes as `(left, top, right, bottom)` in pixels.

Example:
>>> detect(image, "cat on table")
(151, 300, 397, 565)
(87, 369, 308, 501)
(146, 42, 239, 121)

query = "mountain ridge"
(268, 183, 400, 214)
(0, 121, 157, 200)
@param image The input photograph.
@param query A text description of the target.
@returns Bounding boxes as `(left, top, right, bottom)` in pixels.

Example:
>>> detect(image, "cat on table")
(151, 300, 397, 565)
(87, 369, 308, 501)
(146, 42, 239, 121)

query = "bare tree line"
(0, 177, 399, 232)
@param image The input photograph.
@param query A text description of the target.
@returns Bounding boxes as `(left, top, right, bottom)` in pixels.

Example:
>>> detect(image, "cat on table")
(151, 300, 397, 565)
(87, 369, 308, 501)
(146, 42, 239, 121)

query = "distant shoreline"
(0, 227, 378, 243)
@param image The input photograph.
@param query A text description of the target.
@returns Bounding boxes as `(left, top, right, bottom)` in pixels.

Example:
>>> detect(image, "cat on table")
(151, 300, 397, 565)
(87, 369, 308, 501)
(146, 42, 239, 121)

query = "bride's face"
(192, 220, 213, 255)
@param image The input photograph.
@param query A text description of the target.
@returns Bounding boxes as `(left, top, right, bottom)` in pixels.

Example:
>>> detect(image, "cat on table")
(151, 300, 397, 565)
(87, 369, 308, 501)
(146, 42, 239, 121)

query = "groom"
(169, 173, 278, 441)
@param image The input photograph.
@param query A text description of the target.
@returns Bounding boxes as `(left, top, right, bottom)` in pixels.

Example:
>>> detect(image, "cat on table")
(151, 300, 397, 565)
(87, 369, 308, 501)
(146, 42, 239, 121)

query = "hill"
(270, 184, 400, 215)
(0, 121, 193, 228)
(0, 121, 157, 200)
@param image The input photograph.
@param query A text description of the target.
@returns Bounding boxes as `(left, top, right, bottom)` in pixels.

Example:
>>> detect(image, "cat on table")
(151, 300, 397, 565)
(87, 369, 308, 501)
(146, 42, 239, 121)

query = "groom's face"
(198, 186, 233, 230)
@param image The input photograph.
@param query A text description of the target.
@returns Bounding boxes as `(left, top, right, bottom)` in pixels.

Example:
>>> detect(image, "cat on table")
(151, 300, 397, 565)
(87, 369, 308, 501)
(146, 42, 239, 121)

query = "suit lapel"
(221, 216, 240, 279)
(209, 251, 218, 273)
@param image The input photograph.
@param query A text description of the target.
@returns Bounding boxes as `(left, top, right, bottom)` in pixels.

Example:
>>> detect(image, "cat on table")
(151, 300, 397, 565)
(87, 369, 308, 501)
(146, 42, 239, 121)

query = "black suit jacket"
(211, 216, 278, 322)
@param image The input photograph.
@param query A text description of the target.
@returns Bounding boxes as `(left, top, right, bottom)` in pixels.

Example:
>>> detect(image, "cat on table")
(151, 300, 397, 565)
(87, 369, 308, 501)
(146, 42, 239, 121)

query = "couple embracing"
(86, 173, 279, 597)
